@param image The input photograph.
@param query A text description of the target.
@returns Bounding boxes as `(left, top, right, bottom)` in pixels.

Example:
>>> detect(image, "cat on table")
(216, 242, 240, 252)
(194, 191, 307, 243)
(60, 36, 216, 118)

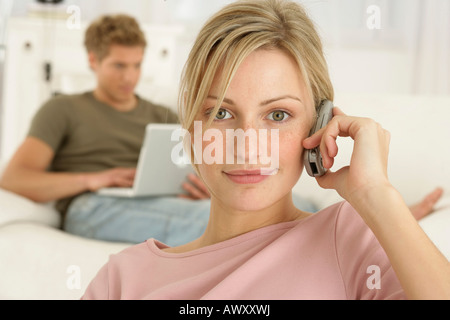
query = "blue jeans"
(64, 193, 317, 247)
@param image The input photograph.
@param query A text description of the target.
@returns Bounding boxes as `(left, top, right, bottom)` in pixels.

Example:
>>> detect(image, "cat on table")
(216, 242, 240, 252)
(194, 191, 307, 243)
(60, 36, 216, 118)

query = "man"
(0, 14, 212, 246)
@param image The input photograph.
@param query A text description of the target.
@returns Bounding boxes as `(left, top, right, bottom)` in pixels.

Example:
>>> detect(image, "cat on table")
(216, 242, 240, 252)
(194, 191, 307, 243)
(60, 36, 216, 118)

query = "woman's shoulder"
(313, 201, 405, 299)
(312, 201, 365, 229)
(109, 241, 154, 264)
(82, 241, 155, 299)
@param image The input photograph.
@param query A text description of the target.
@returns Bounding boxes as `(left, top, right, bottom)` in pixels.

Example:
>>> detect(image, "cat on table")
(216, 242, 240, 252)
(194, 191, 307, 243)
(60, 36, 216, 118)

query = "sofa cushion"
(0, 188, 61, 228)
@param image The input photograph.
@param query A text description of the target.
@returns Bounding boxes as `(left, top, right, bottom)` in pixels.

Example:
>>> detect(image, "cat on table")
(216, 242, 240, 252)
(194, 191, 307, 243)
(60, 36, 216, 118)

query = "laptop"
(97, 123, 194, 197)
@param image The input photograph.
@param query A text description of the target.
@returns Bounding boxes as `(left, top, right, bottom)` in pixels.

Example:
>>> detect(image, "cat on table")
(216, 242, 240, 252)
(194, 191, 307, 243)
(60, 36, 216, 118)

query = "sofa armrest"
(0, 188, 61, 228)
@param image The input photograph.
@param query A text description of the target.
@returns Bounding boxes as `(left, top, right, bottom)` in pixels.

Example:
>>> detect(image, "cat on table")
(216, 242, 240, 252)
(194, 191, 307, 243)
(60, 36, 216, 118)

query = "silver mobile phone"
(304, 100, 334, 177)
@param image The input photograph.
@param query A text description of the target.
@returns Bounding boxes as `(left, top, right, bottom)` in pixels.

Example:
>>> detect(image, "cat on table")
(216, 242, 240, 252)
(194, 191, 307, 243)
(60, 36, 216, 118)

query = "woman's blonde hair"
(178, 0, 334, 131)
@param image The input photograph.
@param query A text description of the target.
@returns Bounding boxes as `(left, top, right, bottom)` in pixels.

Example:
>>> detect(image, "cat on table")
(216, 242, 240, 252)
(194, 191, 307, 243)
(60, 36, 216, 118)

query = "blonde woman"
(83, 0, 449, 299)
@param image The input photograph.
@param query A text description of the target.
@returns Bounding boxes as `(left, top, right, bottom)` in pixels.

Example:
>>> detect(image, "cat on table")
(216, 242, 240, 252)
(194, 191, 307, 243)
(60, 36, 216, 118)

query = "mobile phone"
(304, 100, 334, 177)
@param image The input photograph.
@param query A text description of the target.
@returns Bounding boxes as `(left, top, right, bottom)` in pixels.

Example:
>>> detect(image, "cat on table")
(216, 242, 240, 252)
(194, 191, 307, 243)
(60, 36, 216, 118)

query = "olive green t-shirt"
(28, 91, 179, 214)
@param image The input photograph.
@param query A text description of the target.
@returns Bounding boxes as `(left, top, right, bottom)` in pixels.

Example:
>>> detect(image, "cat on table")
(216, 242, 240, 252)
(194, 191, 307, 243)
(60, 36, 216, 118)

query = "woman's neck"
(205, 194, 306, 243)
(166, 193, 310, 253)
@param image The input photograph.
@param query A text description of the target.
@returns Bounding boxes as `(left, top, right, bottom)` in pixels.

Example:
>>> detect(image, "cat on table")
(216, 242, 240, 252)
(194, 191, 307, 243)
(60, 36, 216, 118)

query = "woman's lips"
(223, 168, 278, 184)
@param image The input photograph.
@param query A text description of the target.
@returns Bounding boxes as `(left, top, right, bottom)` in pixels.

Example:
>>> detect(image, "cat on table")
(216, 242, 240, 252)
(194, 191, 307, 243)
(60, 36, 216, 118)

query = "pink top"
(82, 201, 406, 300)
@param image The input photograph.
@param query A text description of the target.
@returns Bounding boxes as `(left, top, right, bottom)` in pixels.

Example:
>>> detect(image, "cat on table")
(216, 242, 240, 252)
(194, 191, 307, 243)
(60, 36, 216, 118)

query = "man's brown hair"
(84, 14, 147, 60)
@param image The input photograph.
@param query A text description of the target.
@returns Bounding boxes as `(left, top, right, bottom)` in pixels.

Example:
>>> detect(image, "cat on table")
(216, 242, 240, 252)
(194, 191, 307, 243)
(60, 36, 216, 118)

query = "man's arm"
(0, 137, 135, 203)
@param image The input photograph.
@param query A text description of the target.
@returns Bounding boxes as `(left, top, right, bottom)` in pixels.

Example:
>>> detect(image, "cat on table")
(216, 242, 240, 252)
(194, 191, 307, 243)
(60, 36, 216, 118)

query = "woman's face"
(195, 48, 314, 212)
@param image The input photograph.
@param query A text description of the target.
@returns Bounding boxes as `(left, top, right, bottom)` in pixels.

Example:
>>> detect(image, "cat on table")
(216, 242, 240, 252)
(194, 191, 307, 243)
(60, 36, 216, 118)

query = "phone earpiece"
(303, 100, 334, 177)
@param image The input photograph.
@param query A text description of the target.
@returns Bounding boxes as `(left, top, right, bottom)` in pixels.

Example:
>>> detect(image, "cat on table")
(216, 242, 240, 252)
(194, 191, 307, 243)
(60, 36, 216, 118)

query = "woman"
(83, 0, 449, 299)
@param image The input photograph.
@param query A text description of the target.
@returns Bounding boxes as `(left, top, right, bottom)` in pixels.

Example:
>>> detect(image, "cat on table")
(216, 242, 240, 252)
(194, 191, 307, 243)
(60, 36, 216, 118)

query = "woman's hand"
(303, 107, 392, 207)
(304, 108, 450, 299)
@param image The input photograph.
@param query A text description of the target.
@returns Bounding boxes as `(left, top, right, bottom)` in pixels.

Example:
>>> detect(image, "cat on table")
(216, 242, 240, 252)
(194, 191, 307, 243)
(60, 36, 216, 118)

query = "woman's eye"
(215, 108, 232, 120)
(267, 110, 290, 122)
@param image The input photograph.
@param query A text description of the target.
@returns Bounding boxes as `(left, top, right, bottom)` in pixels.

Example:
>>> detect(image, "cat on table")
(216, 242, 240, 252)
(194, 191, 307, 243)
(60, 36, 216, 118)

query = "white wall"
(5, 0, 448, 95)
(0, 0, 449, 164)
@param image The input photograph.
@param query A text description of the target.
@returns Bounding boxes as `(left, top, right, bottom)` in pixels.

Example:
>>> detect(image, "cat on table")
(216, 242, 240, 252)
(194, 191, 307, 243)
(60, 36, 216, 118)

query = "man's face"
(89, 44, 144, 104)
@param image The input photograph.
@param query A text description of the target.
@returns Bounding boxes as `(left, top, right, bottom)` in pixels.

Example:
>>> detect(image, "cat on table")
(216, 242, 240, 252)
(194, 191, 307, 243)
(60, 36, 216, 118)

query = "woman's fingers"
(303, 108, 391, 201)
(303, 108, 350, 169)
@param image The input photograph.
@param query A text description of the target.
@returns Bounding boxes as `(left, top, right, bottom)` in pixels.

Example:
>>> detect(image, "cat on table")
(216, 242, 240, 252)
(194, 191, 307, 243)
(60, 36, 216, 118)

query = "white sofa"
(0, 93, 449, 300)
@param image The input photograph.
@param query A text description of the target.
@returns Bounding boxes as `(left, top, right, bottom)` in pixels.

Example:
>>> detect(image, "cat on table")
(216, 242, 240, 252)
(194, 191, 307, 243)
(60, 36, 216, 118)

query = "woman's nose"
(226, 120, 262, 165)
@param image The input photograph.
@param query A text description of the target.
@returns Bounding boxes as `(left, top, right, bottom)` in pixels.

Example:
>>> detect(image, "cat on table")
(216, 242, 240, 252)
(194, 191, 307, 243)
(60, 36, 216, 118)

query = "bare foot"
(409, 187, 444, 220)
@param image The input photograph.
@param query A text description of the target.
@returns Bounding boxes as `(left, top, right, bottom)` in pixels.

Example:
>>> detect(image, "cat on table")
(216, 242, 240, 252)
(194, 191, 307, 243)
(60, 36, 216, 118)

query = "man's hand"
(179, 173, 211, 200)
(85, 167, 136, 192)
